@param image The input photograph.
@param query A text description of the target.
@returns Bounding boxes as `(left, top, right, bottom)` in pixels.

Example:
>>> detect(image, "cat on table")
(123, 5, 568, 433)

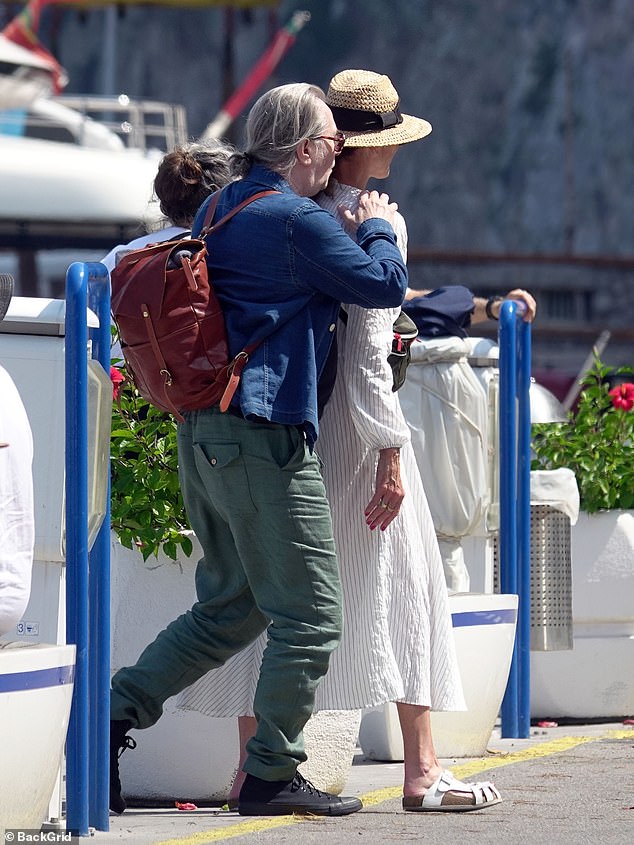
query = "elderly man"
(109, 83, 407, 818)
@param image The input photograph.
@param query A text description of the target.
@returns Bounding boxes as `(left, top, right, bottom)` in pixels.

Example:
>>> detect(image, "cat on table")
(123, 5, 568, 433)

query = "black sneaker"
(110, 719, 136, 814)
(238, 771, 363, 817)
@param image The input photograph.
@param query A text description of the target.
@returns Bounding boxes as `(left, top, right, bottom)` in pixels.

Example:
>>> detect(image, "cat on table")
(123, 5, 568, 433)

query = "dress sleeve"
(392, 210, 408, 263)
(341, 303, 411, 451)
(338, 208, 410, 451)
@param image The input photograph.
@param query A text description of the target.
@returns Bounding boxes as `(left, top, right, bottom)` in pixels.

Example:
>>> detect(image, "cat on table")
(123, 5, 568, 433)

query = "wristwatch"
(485, 295, 503, 320)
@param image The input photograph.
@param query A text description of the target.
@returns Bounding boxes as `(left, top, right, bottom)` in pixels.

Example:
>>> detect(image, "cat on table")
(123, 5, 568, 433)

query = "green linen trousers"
(110, 407, 343, 782)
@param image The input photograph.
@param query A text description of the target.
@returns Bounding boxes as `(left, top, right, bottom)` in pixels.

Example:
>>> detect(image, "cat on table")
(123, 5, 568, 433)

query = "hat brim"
(342, 114, 432, 148)
(0, 274, 14, 323)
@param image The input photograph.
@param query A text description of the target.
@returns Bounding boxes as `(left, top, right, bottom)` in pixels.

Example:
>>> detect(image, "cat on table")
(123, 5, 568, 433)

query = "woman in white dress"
(178, 70, 502, 812)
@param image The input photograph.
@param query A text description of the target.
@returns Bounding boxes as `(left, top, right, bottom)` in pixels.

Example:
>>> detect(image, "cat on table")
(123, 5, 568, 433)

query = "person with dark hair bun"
(153, 142, 238, 228)
(101, 140, 238, 272)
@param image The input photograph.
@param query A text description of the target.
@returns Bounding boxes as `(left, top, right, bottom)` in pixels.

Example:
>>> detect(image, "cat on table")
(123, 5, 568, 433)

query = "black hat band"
(329, 103, 403, 133)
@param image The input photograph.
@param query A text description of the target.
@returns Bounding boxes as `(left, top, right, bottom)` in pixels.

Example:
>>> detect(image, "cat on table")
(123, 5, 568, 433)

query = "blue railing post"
(65, 263, 91, 835)
(65, 261, 111, 833)
(87, 262, 112, 832)
(498, 301, 532, 739)
(517, 318, 532, 737)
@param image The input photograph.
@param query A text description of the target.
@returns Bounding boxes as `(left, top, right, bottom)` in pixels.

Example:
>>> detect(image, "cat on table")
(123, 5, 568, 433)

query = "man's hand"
(473, 288, 537, 324)
(340, 190, 398, 233)
(499, 289, 537, 322)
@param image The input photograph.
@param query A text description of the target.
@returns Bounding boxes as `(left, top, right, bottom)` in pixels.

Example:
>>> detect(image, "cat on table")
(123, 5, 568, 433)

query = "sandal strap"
(413, 770, 501, 808)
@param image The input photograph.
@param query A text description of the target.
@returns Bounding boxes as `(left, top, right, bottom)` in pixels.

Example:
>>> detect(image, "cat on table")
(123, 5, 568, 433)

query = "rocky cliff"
(45, 0, 634, 371)
(52, 0, 634, 258)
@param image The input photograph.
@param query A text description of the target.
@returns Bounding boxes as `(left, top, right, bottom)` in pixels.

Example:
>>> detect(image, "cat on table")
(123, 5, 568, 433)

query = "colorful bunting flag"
(1, 1, 68, 94)
(202, 9, 310, 139)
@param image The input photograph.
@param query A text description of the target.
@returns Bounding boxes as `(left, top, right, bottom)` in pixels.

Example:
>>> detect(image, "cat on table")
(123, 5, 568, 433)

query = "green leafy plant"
(109, 366, 192, 561)
(532, 360, 634, 512)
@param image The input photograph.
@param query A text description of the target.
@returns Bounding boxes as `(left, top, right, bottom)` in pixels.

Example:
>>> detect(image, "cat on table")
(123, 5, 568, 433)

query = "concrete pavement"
(97, 722, 634, 845)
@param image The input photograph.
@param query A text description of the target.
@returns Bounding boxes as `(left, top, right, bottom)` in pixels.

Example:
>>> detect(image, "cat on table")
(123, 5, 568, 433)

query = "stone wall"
(41, 0, 634, 373)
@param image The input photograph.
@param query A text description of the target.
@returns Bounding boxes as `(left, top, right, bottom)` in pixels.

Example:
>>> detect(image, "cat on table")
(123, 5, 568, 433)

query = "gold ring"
(380, 502, 388, 509)
(386, 504, 397, 512)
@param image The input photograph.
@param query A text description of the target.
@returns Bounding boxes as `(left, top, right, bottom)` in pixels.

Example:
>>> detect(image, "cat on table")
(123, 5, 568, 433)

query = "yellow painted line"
(153, 729, 633, 845)
(444, 728, 634, 781)
(155, 815, 302, 844)
(365, 728, 634, 808)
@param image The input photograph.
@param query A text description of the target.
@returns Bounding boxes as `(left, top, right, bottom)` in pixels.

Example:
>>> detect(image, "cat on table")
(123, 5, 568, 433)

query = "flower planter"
(0, 642, 75, 828)
(530, 510, 634, 719)
(110, 533, 359, 803)
(358, 592, 519, 760)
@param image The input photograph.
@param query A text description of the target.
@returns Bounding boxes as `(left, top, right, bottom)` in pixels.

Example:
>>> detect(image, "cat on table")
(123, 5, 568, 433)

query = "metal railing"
(65, 261, 111, 834)
(59, 94, 188, 152)
(61, 279, 532, 830)
(498, 301, 532, 738)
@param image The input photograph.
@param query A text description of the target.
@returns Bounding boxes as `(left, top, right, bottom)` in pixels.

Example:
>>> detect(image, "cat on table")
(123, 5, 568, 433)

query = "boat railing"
(57, 94, 188, 152)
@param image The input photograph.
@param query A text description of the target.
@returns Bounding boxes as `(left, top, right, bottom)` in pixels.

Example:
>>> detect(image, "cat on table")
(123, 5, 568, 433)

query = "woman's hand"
(365, 447, 405, 531)
(340, 190, 398, 233)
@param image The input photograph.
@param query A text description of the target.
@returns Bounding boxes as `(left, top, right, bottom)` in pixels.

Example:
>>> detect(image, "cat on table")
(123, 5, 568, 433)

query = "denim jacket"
(191, 164, 407, 444)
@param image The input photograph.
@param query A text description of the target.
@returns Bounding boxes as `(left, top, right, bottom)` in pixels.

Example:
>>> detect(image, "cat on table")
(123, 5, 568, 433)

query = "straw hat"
(0, 274, 13, 322)
(326, 69, 432, 147)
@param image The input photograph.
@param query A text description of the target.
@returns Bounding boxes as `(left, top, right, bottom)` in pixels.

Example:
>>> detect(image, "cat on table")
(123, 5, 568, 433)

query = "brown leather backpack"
(110, 189, 278, 420)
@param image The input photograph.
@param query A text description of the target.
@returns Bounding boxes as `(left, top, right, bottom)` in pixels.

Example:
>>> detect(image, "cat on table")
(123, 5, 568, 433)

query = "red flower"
(608, 382, 634, 412)
(110, 366, 125, 401)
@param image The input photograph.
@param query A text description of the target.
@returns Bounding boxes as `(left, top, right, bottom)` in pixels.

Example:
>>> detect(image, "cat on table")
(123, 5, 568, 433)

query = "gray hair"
(245, 83, 328, 177)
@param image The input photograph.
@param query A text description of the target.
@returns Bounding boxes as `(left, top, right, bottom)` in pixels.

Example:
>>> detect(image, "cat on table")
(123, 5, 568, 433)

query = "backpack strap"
(198, 191, 222, 237)
(196, 186, 281, 413)
(140, 301, 186, 422)
(199, 188, 280, 236)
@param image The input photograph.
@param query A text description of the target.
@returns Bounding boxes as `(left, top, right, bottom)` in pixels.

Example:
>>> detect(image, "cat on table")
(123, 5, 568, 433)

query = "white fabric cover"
(530, 468, 580, 525)
(0, 366, 34, 636)
(399, 337, 490, 543)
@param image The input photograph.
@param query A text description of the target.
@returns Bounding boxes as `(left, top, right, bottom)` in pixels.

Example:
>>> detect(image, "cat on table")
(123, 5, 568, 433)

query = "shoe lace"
(290, 772, 327, 799)
(118, 734, 137, 760)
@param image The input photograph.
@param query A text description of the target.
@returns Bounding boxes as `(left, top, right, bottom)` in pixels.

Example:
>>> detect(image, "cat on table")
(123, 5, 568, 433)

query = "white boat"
(0, 93, 187, 296)
(0, 642, 75, 829)
(2, 132, 160, 224)
(0, 33, 55, 109)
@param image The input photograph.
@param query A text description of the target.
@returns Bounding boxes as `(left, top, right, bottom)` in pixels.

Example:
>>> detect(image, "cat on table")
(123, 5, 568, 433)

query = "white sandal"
(402, 770, 502, 812)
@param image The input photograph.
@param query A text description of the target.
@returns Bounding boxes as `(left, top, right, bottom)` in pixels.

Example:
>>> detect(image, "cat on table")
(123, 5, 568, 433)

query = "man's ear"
(295, 138, 313, 167)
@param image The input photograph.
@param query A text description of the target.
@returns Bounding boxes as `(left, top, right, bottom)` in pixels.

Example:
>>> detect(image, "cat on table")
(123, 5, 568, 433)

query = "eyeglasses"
(312, 131, 346, 155)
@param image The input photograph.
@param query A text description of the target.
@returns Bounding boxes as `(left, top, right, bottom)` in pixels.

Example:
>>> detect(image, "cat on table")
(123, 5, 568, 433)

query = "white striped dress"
(177, 182, 465, 717)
